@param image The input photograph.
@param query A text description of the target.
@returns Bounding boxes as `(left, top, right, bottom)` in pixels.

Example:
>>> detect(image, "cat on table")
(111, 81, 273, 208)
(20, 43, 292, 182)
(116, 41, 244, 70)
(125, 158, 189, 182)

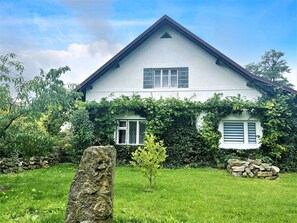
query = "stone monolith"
(65, 146, 116, 223)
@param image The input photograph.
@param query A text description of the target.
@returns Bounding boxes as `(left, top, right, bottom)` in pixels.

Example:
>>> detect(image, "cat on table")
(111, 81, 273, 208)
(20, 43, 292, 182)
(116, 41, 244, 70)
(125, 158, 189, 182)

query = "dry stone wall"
(227, 159, 280, 180)
(0, 155, 59, 173)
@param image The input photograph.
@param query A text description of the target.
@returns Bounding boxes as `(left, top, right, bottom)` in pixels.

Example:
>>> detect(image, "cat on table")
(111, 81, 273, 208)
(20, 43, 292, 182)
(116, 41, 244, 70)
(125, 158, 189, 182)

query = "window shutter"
(178, 67, 188, 88)
(248, 122, 256, 144)
(223, 122, 244, 143)
(143, 68, 154, 89)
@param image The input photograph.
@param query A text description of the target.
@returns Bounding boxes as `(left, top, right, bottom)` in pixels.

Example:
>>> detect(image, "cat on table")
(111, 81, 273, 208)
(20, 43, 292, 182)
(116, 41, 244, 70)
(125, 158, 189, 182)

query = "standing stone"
(65, 146, 116, 223)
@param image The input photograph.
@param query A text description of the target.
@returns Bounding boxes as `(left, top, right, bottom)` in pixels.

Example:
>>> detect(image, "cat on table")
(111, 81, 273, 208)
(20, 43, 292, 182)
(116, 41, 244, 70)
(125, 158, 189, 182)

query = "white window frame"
(218, 112, 262, 149)
(116, 120, 145, 145)
(154, 68, 178, 89)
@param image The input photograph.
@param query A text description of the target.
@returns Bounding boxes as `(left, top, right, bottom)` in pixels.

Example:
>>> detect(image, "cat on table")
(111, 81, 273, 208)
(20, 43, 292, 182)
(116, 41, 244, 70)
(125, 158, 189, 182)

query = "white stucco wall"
(85, 25, 262, 102)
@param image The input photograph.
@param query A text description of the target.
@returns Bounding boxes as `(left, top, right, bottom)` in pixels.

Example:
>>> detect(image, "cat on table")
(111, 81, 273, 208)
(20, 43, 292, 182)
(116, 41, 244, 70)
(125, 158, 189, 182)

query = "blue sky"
(0, 0, 296, 87)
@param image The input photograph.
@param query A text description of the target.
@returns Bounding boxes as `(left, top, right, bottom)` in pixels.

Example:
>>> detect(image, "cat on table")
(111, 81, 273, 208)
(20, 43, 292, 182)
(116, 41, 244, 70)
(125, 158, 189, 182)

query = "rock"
(232, 172, 242, 177)
(226, 159, 279, 180)
(261, 164, 271, 171)
(245, 168, 251, 174)
(257, 171, 273, 177)
(271, 166, 280, 174)
(232, 166, 245, 172)
(254, 159, 262, 165)
(248, 172, 254, 177)
(253, 164, 260, 169)
(65, 146, 116, 223)
(228, 159, 244, 166)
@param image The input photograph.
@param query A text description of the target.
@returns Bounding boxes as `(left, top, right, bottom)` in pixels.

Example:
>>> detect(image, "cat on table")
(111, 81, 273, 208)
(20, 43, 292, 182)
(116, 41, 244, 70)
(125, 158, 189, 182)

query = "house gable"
(79, 15, 297, 101)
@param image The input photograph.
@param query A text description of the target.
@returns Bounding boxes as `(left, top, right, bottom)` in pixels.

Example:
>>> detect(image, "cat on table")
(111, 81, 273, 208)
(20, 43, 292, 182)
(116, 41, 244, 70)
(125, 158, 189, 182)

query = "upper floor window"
(143, 67, 188, 89)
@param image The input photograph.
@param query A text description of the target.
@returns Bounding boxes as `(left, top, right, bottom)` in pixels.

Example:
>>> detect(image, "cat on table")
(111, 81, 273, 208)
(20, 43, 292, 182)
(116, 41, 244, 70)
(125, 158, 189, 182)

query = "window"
(217, 111, 262, 149)
(116, 120, 146, 145)
(143, 67, 188, 89)
(221, 121, 259, 149)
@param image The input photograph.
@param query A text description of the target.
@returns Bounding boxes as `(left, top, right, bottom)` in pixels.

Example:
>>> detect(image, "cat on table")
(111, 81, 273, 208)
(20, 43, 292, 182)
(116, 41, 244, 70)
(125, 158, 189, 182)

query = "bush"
(115, 145, 138, 165)
(68, 108, 95, 163)
(0, 119, 55, 158)
(278, 144, 297, 172)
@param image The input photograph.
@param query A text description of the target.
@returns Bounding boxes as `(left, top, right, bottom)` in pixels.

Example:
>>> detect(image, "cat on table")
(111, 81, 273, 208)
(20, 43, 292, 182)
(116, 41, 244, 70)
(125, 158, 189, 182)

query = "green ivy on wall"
(77, 90, 297, 171)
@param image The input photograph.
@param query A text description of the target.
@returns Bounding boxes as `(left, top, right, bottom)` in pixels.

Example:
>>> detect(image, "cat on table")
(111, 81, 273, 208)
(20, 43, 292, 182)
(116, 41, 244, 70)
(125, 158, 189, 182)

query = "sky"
(0, 0, 296, 88)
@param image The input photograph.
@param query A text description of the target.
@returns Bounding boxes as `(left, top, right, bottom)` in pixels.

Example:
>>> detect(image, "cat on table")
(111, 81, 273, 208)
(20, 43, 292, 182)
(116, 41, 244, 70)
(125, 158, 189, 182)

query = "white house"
(78, 15, 296, 149)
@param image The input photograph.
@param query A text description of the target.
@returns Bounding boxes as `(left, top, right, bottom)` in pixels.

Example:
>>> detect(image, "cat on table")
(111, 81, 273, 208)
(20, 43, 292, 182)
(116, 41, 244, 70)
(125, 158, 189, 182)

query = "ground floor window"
(116, 120, 146, 145)
(218, 112, 262, 149)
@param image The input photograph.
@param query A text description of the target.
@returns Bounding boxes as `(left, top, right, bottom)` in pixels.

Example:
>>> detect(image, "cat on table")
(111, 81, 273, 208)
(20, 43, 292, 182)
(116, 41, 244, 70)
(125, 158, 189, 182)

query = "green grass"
(0, 164, 296, 223)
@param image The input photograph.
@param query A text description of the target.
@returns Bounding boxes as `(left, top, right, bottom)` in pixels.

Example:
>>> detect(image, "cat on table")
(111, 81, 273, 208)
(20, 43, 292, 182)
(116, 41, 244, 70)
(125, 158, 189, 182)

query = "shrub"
(68, 108, 95, 163)
(0, 119, 55, 158)
(130, 133, 168, 190)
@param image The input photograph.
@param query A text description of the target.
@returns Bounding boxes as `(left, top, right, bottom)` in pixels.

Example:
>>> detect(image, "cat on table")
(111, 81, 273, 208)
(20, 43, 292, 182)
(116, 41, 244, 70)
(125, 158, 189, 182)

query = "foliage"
(83, 90, 297, 171)
(0, 118, 56, 158)
(0, 53, 80, 158)
(250, 91, 297, 161)
(68, 105, 95, 163)
(161, 116, 208, 168)
(130, 133, 167, 190)
(115, 145, 138, 165)
(245, 49, 293, 87)
(87, 99, 118, 145)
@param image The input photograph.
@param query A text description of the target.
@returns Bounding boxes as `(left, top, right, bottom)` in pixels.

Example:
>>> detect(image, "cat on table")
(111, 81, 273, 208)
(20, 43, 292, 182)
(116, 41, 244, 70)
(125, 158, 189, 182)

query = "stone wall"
(0, 155, 60, 173)
(227, 159, 280, 180)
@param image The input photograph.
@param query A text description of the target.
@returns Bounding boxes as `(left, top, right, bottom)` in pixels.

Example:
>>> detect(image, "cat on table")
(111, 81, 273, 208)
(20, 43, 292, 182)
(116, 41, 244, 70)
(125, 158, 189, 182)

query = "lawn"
(0, 164, 296, 223)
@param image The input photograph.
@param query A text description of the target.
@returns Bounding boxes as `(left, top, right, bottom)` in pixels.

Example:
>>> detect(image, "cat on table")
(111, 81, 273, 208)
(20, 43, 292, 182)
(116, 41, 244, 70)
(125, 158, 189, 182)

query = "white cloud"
(16, 40, 123, 85)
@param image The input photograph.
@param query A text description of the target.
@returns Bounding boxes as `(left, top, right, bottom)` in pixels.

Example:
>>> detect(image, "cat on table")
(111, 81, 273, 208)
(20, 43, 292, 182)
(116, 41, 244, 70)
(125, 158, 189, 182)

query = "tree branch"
(3, 113, 23, 132)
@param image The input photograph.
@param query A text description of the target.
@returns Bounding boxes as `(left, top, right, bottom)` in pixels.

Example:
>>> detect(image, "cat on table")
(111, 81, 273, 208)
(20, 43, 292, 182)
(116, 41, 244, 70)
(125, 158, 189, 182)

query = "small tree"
(130, 133, 167, 191)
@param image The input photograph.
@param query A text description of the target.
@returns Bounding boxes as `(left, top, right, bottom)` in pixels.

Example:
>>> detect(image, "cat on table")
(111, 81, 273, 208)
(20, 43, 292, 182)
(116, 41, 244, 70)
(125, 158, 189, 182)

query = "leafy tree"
(0, 53, 79, 139)
(0, 53, 80, 158)
(130, 133, 167, 191)
(245, 49, 293, 87)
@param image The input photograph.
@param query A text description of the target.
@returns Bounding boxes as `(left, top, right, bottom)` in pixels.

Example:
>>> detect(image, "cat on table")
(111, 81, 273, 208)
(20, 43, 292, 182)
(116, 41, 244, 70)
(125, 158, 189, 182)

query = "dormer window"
(143, 67, 188, 89)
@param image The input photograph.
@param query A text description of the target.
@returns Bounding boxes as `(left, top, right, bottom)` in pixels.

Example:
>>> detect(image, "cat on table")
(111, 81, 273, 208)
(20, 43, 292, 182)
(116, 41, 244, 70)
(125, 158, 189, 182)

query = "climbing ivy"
(78, 90, 297, 171)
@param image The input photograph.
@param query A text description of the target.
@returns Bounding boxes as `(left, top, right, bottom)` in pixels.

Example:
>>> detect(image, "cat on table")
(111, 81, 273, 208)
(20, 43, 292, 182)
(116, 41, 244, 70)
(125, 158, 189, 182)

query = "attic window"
(160, 32, 172, 39)
(143, 67, 188, 89)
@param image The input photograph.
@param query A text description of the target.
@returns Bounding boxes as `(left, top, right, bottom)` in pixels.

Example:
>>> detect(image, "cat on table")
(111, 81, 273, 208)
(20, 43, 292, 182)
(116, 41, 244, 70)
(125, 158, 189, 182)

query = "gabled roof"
(78, 15, 297, 95)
